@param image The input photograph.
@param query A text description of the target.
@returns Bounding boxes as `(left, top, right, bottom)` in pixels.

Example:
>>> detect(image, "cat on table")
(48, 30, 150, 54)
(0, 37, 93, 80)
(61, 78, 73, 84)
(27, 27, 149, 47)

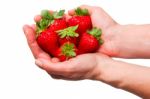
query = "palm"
(53, 53, 98, 80)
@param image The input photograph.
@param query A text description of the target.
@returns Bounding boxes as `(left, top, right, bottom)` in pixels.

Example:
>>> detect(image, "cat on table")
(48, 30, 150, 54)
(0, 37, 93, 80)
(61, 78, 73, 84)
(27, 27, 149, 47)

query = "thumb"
(91, 7, 117, 30)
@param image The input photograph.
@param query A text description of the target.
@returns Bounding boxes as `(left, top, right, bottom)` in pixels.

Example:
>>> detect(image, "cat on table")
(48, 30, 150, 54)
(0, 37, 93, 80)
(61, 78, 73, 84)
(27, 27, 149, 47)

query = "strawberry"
(36, 30, 59, 56)
(48, 19, 67, 32)
(56, 25, 79, 45)
(78, 27, 103, 54)
(55, 42, 78, 61)
(68, 7, 92, 34)
(36, 10, 67, 32)
(36, 10, 64, 56)
(36, 10, 54, 33)
(48, 10, 67, 31)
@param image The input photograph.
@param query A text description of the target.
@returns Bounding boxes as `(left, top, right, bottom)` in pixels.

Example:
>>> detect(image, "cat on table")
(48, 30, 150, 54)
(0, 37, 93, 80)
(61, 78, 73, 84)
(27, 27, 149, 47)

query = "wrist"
(93, 57, 124, 88)
(107, 24, 150, 58)
(91, 54, 114, 81)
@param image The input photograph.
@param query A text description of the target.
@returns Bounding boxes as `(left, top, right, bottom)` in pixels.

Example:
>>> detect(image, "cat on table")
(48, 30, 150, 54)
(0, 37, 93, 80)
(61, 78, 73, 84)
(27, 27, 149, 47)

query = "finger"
(23, 25, 51, 59)
(35, 58, 74, 75)
(51, 58, 60, 63)
(68, 9, 75, 16)
(50, 74, 80, 81)
(49, 73, 72, 80)
(50, 75, 72, 80)
(64, 14, 72, 21)
(34, 15, 42, 22)
(50, 74, 63, 79)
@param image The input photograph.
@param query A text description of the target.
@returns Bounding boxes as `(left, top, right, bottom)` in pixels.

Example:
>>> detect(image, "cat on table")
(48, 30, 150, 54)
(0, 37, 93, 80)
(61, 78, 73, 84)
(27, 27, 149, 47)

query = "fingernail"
(35, 59, 43, 66)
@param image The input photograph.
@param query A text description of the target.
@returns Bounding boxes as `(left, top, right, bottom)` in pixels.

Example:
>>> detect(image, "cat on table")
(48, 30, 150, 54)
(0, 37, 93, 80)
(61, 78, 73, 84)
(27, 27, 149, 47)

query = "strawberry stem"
(75, 7, 89, 16)
(57, 25, 79, 38)
(53, 10, 65, 19)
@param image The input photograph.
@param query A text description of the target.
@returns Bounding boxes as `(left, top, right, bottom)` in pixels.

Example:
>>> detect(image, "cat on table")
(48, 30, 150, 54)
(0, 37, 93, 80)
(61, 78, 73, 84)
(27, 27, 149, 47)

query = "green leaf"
(53, 10, 65, 19)
(57, 25, 79, 38)
(36, 18, 51, 35)
(88, 27, 102, 38)
(88, 27, 103, 45)
(41, 10, 54, 20)
(61, 43, 76, 57)
(75, 7, 89, 16)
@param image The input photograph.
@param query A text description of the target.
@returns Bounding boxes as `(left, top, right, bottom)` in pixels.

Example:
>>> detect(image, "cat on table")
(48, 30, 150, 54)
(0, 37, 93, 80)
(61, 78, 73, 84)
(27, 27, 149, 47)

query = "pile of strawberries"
(36, 8, 103, 61)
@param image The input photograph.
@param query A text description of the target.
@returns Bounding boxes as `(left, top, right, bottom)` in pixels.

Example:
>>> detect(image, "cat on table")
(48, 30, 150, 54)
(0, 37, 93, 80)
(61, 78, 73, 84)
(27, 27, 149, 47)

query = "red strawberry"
(78, 27, 103, 54)
(68, 7, 92, 34)
(48, 19, 67, 32)
(36, 29, 59, 56)
(36, 10, 67, 33)
(55, 42, 78, 61)
(36, 10, 63, 56)
(56, 25, 79, 45)
(48, 10, 67, 31)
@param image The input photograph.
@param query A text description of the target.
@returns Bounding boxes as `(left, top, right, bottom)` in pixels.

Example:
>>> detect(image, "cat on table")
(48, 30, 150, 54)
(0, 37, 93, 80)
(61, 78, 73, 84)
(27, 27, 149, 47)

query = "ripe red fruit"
(36, 10, 66, 56)
(48, 19, 67, 32)
(35, 9, 104, 62)
(56, 25, 79, 45)
(68, 7, 92, 34)
(36, 10, 66, 33)
(55, 42, 78, 61)
(36, 30, 59, 56)
(78, 27, 103, 54)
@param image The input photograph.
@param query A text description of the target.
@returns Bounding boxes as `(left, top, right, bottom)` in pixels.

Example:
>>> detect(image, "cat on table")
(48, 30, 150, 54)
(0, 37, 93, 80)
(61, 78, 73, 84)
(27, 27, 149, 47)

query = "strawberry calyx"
(57, 25, 79, 38)
(53, 10, 65, 19)
(75, 7, 89, 16)
(41, 10, 54, 20)
(36, 10, 54, 36)
(88, 27, 103, 44)
(36, 10, 65, 37)
(60, 42, 76, 58)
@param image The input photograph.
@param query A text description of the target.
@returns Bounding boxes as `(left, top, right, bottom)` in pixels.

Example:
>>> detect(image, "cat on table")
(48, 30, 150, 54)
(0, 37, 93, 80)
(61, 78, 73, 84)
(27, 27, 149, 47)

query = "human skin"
(23, 5, 150, 99)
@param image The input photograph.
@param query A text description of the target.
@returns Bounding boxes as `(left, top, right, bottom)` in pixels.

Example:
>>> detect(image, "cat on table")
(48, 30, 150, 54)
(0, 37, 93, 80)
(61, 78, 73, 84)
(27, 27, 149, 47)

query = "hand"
(69, 5, 119, 57)
(35, 53, 111, 80)
(22, 25, 111, 80)
(23, 24, 112, 80)
(70, 5, 150, 58)
(23, 23, 112, 80)
(23, 6, 114, 80)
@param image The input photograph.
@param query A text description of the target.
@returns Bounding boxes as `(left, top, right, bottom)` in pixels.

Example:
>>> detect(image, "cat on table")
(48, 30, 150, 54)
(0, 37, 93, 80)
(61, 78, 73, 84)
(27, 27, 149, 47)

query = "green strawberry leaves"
(61, 43, 76, 57)
(36, 9, 65, 36)
(36, 19, 51, 35)
(57, 25, 79, 38)
(88, 27, 103, 44)
(41, 10, 54, 20)
(75, 7, 89, 16)
(53, 10, 65, 19)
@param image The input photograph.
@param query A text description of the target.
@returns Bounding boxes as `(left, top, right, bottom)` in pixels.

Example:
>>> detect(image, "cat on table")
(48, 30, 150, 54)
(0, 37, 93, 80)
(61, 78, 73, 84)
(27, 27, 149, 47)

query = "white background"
(0, 0, 150, 99)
